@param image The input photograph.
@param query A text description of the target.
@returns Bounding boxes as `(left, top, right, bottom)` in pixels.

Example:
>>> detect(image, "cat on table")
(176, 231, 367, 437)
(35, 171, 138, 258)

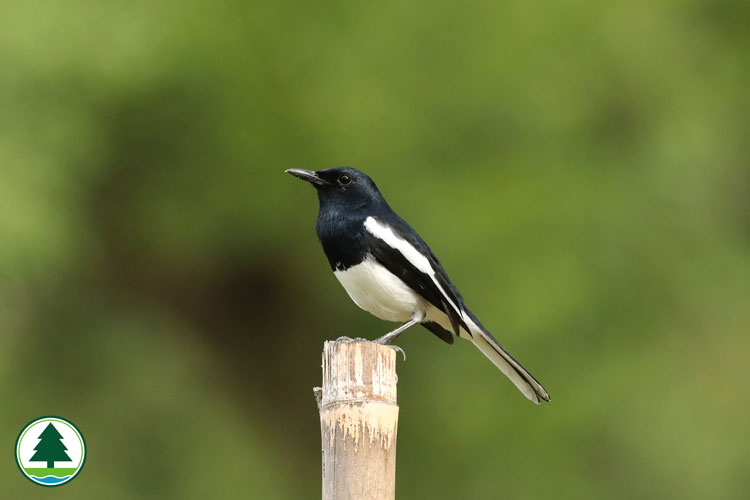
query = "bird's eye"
(338, 174, 352, 186)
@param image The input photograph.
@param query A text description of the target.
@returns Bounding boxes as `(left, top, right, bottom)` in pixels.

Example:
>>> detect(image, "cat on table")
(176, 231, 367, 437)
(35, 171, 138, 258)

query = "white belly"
(334, 256, 426, 322)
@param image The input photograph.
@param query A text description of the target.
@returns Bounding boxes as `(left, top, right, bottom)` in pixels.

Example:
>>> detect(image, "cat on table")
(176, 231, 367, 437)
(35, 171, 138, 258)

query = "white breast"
(334, 256, 426, 323)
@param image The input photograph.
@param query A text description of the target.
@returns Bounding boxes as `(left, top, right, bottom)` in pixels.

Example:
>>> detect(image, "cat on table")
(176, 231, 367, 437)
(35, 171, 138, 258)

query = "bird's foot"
(388, 344, 406, 361)
(331, 335, 405, 360)
(333, 336, 369, 343)
(332, 335, 406, 360)
(372, 336, 405, 360)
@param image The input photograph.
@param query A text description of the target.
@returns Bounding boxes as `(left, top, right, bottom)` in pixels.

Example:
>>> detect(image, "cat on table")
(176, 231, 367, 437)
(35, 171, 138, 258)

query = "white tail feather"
(464, 317, 549, 404)
(471, 334, 539, 404)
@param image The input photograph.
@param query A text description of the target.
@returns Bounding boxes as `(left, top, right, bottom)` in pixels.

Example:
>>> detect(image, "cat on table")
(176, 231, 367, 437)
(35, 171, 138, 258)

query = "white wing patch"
(364, 216, 463, 319)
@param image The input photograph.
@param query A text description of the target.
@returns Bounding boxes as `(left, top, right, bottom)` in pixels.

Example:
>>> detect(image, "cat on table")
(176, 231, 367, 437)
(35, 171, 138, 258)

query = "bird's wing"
(364, 216, 550, 404)
(363, 215, 468, 336)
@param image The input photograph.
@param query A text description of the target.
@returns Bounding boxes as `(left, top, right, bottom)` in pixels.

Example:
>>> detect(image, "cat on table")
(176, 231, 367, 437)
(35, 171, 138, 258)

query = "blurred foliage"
(1, 0, 748, 498)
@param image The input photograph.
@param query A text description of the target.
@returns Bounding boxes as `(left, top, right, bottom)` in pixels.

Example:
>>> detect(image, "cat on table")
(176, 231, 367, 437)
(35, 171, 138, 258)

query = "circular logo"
(15, 416, 86, 487)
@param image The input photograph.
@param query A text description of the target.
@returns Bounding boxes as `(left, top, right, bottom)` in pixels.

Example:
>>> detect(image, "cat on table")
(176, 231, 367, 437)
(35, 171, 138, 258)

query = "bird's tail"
(463, 313, 550, 404)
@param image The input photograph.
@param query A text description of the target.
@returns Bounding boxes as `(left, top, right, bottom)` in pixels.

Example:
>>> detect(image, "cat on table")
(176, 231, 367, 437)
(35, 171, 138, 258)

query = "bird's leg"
(374, 320, 417, 345)
(375, 312, 425, 345)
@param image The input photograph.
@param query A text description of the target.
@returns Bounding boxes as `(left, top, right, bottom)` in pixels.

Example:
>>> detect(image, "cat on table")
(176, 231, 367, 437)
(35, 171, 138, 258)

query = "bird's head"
(285, 167, 385, 210)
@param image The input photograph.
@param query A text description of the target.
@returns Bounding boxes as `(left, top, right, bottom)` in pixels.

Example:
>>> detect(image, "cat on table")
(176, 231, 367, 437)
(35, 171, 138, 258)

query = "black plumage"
(286, 166, 550, 404)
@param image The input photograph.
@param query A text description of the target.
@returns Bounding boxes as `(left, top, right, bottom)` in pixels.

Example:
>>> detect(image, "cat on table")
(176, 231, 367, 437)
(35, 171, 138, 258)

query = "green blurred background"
(1, 0, 748, 498)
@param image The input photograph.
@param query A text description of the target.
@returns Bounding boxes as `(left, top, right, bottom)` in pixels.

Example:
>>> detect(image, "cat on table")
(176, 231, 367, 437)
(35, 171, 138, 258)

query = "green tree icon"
(30, 423, 71, 468)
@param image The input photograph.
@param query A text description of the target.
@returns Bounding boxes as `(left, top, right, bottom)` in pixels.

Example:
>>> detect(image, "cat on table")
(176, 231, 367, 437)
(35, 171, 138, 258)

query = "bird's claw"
(333, 336, 370, 343)
(375, 338, 405, 358)
(388, 345, 406, 361)
(332, 336, 405, 360)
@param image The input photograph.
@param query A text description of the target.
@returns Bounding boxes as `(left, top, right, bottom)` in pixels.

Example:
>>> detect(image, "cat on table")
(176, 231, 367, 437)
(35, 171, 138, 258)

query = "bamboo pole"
(314, 339, 399, 500)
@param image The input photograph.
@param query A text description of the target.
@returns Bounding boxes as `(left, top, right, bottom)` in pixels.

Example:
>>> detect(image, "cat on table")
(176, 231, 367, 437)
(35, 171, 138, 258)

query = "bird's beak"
(285, 168, 329, 186)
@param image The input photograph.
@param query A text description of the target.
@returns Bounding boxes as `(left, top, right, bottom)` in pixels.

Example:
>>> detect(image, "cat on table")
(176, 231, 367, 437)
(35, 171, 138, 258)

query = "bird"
(285, 166, 549, 404)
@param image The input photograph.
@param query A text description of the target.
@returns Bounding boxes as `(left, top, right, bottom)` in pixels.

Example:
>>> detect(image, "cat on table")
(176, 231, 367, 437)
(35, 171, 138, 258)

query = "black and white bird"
(286, 167, 549, 404)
